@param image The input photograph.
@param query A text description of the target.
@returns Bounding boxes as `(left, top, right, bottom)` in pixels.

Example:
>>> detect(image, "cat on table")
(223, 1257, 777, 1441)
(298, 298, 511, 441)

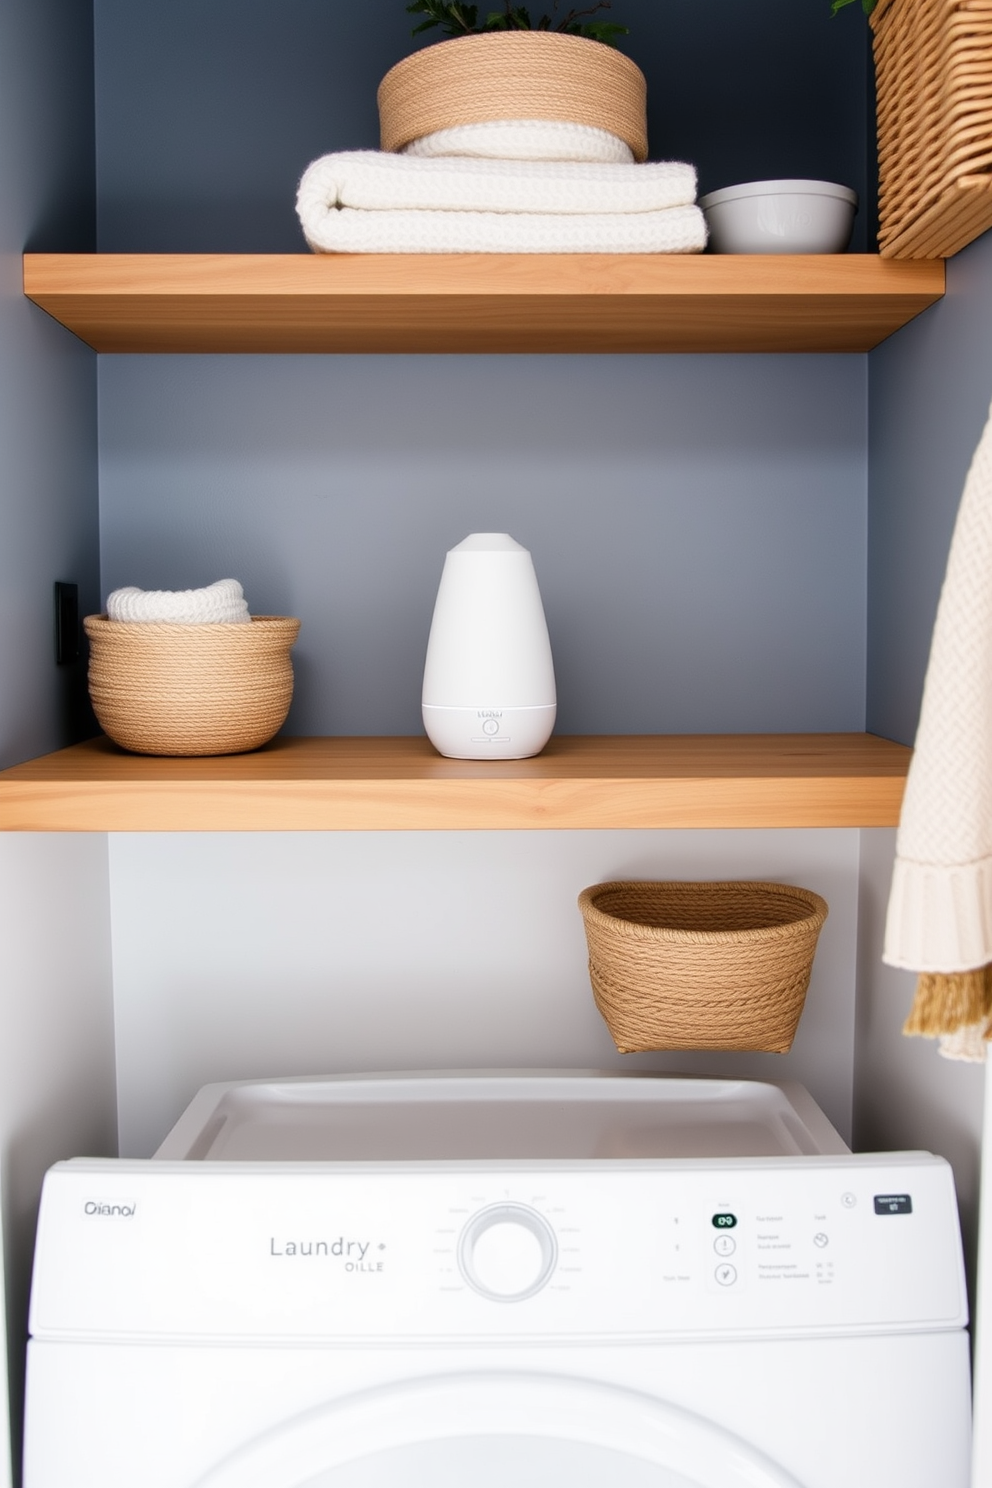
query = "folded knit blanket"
(106, 578, 251, 624)
(297, 151, 704, 255)
(298, 151, 697, 218)
(300, 203, 705, 255)
(884, 396, 992, 1060)
(402, 120, 635, 164)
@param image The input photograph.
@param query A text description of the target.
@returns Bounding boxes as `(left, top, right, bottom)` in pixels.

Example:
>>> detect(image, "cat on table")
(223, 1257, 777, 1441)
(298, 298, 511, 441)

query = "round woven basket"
(84, 615, 301, 757)
(378, 32, 648, 162)
(577, 880, 828, 1054)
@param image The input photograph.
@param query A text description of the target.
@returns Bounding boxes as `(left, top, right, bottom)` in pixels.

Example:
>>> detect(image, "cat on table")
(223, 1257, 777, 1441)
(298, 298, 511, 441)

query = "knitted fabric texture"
(300, 203, 705, 254)
(402, 119, 635, 163)
(884, 396, 992, 1059)
(296, 150, 705, 255)
(106, 579, 251, 624)
(297, 150, 697, 216)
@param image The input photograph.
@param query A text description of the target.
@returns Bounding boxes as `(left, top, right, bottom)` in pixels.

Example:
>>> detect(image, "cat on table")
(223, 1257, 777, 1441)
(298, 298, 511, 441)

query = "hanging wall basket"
(377, 31, 648, 161)
(578, 880, 828, 1054)
(873, 0, 992, 257)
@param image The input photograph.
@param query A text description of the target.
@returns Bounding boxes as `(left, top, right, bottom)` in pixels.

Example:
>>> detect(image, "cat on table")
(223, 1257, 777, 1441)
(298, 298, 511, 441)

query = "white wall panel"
(0, 835, 115, 1485)
(110, 829, 859, 1159)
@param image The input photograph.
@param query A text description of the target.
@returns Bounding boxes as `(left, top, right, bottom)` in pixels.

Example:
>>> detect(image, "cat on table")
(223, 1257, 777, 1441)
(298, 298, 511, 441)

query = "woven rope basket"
(84, 615, 301, 756)
(378, 31, 648, 161)
(578, 880, 828, 1054)
(872, 0, 992, 257)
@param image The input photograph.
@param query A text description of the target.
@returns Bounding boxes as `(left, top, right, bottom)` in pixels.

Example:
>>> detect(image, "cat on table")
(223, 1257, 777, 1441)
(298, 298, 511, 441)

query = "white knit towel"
(300, 202, 706, 254)
(402, 120, 635, 164)
(884, 397, 992, 978)
(297, 150, 697, 219)
(106, 579, 251, 624)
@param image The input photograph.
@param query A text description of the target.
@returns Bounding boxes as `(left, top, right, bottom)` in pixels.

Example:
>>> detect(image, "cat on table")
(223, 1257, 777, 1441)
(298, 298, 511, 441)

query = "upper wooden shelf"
(0, 733, 909, 833)
(23, 254, 944, 355)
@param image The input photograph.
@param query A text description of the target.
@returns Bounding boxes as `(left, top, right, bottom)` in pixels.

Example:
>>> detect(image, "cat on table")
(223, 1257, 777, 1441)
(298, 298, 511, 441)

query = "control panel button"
(813, 1233, 829, 1248)
(841, 1192, 857, 1209)
(714, 1263, 738, 1287)
(712, 1212, 738, 1229)
(482, 718, 500, 736)
(714, 1234, 736, 1257)
(458, 1203, 558, 1303)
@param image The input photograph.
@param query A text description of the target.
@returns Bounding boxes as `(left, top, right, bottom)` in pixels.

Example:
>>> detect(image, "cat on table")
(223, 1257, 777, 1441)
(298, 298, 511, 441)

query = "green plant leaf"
(572, 20, 628, 43)
(410, 0, 628, 42)
(407, 0, 480, 37)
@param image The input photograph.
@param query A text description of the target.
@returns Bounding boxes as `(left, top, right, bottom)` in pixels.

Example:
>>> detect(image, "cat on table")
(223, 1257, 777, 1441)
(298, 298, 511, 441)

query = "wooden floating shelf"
(0, 733, 910, 833)
(23, 254, 944, 355)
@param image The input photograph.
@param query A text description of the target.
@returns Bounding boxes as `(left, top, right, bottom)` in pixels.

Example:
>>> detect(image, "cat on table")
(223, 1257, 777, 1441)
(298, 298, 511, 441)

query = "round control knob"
(457, 1203, 558, 1302)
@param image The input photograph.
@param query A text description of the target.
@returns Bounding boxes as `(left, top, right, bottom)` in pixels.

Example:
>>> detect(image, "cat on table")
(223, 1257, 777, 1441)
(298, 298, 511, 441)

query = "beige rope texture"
(84, 614, 301, 756)
(578, 881, 828, 1054)
(872, 0, 992, 257)
(378, 32, 648, 162)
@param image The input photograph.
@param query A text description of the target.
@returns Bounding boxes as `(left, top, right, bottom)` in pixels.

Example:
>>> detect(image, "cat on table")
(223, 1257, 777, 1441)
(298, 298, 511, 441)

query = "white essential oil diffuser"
(422, 533, 556, 760)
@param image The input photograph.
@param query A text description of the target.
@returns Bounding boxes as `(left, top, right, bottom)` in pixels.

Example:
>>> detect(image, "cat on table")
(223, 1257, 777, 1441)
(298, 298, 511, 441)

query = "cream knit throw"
(884, 397, 992, 1059)
(296, 151, 705, 255)
(402, 120, 635, 164)
(106, 579, 250, 624)
(298, 151, 696, 217)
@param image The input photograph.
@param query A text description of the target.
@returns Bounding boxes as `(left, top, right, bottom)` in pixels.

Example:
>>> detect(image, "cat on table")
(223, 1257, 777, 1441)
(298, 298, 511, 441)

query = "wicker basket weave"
(84, 614, 301, 757)
(578, 880, 828, 1054)
(378, 31, 648, 161)
(872, 0, 992, 257)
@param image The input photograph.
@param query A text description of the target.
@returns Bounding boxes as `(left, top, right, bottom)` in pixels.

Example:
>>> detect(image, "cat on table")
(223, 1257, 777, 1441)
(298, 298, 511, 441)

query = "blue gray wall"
(94, 0, 871, 253)
(98, 353, 868, 737)
(0, 0, 98, 767)
(0, 6, 116, 1486)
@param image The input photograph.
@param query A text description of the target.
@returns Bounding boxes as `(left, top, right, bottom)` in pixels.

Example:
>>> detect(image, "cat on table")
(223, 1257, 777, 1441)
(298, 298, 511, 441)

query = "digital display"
(712, 1213, 738, 1229)
(874, 1194, 913, 1216)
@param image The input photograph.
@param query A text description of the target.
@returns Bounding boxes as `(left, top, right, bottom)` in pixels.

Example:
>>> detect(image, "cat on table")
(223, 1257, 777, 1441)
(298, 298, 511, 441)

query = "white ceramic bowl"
(700, 178, 858, 254)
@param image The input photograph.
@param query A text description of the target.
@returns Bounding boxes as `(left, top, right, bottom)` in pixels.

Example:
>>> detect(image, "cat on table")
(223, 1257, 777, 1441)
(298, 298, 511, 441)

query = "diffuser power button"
(482, 718, 500, 736)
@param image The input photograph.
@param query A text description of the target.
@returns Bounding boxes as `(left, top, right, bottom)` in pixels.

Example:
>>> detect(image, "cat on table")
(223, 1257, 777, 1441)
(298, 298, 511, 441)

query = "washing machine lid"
(194, 1373, 804, 1488)
(155, 1071, 849, 1162)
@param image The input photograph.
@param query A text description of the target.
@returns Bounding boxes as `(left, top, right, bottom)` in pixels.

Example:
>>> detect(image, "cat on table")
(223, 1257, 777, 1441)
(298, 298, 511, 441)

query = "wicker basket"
(577, 880, 828, 1054)
(377, 31, 648, 161)
(872, 0, 992, 257)
(84, 614, 301, 757)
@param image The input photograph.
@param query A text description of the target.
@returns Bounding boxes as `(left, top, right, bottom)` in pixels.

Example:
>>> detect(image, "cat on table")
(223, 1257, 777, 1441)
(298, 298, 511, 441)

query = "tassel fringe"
(903, 964, 992, 1037)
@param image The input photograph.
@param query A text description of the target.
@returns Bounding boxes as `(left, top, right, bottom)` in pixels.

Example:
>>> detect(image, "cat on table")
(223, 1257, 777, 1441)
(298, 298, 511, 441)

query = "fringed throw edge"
(903, 964, 992, 1038)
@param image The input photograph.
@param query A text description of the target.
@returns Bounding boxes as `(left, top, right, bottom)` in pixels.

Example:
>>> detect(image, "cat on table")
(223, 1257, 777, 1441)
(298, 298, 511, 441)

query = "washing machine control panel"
(30, 1155, 968, 1345)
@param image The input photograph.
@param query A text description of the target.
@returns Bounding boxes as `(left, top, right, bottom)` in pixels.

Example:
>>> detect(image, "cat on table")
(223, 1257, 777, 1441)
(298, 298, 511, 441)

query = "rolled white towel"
(106, 579, 251, 624)
(297, 151, 697, 220)
(402, 120, 635, 165)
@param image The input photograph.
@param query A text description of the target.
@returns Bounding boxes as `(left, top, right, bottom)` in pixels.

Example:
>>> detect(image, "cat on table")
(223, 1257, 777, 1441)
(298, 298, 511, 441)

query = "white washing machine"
(23, 1073, 972, 1487)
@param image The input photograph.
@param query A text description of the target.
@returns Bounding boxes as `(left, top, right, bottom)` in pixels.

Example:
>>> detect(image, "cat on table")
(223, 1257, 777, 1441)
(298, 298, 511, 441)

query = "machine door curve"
(194, 1371, 806, 1488)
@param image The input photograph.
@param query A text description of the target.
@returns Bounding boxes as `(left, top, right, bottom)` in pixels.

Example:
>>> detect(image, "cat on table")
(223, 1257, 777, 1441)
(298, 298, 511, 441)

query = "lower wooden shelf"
(0, 733, 910, 832)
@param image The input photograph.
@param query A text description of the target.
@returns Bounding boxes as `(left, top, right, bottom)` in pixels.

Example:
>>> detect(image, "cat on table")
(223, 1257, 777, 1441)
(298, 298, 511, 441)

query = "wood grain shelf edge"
(22, 254, 945, 355)
(0, 733, 911, 832)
